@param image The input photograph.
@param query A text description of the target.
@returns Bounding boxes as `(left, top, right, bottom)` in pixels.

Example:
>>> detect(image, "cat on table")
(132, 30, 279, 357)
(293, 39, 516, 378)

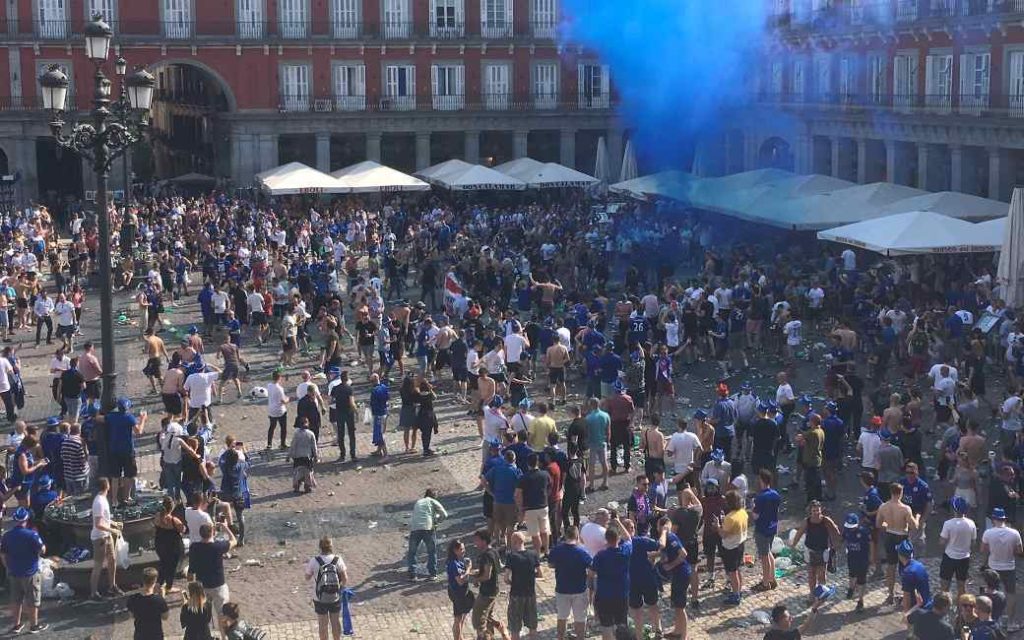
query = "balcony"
(532, 19, 558, 38)
(237, 20, 266, 39)
(278, 19, 309, 39)
(163, 19, 195, 39)
(773, 0, 1024, 32)
(429, 21, 465, 39)
(481, 20, 514, 38)
(33, 19, 69, 39)
(276, 92, 615, 113)
(578, 93, 610, 109)
(754, 90, 1024, 118)
(381, 20, 412, 39)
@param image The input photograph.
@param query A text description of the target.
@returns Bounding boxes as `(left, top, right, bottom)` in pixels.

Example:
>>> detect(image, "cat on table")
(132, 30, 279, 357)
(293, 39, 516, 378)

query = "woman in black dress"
(179, 580, 214, 640)
(415, 374, 438, 456)
(399, 373, 419, 454)
(153, 497, 185, 597)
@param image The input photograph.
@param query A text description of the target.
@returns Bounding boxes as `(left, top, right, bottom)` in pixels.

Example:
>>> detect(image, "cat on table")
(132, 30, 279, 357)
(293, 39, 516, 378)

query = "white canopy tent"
(495, 158, 599, 188)
(256, 162, 349, 195)
(817, 211, 1001, 256)
(738, 174, 858, 227)
(688, 168, 795, 218)
(594, 136, 611, 183)
(974, 217, 1006, 246)
(416, 159, 526, 191)
(619, 140, 638, 183)
(877, 190, 1009, 220)
(610, 170, 694, 201)
(329, 161, 430, 192)
(998, 188, 1024, 306)
(772, 182, 929, 230)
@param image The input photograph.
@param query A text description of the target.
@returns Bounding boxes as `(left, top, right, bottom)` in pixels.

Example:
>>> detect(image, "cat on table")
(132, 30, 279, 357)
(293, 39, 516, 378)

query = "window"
(533, 0, 556, 38)
(163, 0, 192, 38)
(383, 0, 409, 39)
(237, 0, 263, 39)
(894, 53, 918, 111)
(791, 0, 810, 23)
(279, 0, 308, 38)
(838, 56, 855, 104)
(37, 0, 67, 39)
(814, 54, 831, 101)
(88, 0, 114, 28)
(1010, 51, 1024, 118)
(578, 63, 609, 109)
(384, 65, 416, 110)
(37, 61, 71, 109)
(432, 64, 464, 110)
(483, 63, 510, 109)
(930, 0, 955, 17)
(280, 63, 310, 111)
(959, 52, 990, 114)
(925, 53, 952, 112)
(868, 55, 886, 104)
(769, 61, 784, 99)
(792, 59, 806, 101)
(430, 0, 463, 38)
(482, 0, 512, 38)
(772, 0, 789, 18)
(896, 0, 917, 21)
(333, 64, 366, 110)
(848, 0, 864, 22)
(533, 62, 558, 108)
(331, 0, 359, 37)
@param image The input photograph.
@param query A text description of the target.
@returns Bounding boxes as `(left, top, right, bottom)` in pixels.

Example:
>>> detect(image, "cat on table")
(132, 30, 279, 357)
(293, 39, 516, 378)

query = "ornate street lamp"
(38, 14, 156, 411)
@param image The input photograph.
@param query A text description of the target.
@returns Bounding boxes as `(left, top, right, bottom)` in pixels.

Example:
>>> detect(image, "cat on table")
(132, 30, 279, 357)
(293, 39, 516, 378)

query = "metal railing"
(0, 94, 77, 111)
(381, 20, 413, 39)
(755, 90, 1024, 118)
(276, 92, 615, 113)
(772, 0, 1024, 31)
(33, 19, 69, 39)
(429, 21, 465, 39)
(278, 19, 309, 38)
(480, 21, 514, 38)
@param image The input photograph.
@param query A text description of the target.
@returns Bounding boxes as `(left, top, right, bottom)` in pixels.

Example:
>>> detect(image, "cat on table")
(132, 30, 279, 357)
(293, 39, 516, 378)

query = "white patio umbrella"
(619, 140, 638, 183)
(817, 211, 997, 256)
(594, 136, 611, 183)
(998, 188, 1024, 307)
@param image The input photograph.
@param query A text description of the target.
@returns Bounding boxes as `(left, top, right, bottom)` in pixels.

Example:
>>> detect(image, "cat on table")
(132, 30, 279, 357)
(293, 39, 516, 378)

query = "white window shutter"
(959, 54, 969, 98)
(456, 65, 465, 97)
(577, 64, 584, 101)
(356, 65, 366, 96)
(431, 65, 439, 97)
(981, 53, 990, 98)
(407, 65, 416, 97)
(601, 64, 610, 99)
(925, 55, 934, 95)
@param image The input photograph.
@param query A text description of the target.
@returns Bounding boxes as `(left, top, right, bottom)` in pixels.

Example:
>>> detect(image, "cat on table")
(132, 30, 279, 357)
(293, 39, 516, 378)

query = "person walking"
(305, 536, 348, 640)
(939, 497, 976, 599)
(290, 418, 319, 494)
(407, 488, 448, 581)
(0, 507, 48, 634)
(446, 539, 474, 640)
(266, 370, 289, 450)
(188, 521, 237, 632)
(751, 469, 781, 592)
(179, 581, 214, 640)
(842, 513, 872, 614)
(329, 370, 357, 461)
(584, 397, 610, 491)
(982, 507, 1023, 629)
(516, 452, 552, 556)
(153, 496, 185, 598)
(369, 374, 390, 458)
(469, 528, 507, 640)
(548, 525, 592, 640)
(790, 500, 839, 603)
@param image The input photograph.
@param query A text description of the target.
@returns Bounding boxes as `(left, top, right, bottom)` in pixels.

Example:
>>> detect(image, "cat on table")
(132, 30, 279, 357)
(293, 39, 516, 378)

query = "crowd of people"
(0, 190, 1017, 640)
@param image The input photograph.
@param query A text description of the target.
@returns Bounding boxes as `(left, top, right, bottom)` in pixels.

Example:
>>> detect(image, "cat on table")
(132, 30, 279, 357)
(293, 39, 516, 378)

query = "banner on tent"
(298, 187, 326, 194)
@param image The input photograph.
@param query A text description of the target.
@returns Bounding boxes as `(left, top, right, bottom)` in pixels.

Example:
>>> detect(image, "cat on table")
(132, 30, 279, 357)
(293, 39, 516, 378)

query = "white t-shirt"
(0, 358, 15, 393)
(935, 377, 957, 406)
(296, 381, 318, 402)
(49, 354, 70, 380)
(184, 371, 219, 409)
(858, 431, 881, 469)
(247, 292, 266, 315)
(982, 526, 1022, 571)
(955, 310, 974, 325)
(939, 516, 977, 560)
(841, 249, 856, 271)
(580, 522, 607, 557)
(54, 301, 76, 326)
(91, 494, 112, 540)
(211, 291, 229, 314)
(665, 321, 680, 348)
(776, 383, 795, 406)
(730, 474, 749, 503)
(160, 421, 185, 465)
(482, 409, 508, 441)
(1002, 395, 1023, 432)
(305, 554, 347, 600)
(806, 288, 825, 309)
(267, 382, 288, 417)
(783, 320, 803, 346)
(466, 350, 480, 373)
(504, 333, 529, 364)
(184, 506, 214, 539)
(667, 431, 702, 473)
(510, 412, 534, 434)
(928, 364, 959, 390)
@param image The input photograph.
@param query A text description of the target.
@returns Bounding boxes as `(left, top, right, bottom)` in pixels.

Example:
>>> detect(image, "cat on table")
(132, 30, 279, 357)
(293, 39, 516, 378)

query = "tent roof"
(329, 161, 430, 192)
(740, 174, 858, 226)
(166, 172, 216, 185)
(817, 211, 1000, 256)
(417, 160, 526, 190)
(973, 216, 1007, 247)
(610, 171, 695, 201)
(255, 162, 349, 195)
(878, 190, 1009, 219)
(495, 160, 598, 188)
(689, 168, 797, 217)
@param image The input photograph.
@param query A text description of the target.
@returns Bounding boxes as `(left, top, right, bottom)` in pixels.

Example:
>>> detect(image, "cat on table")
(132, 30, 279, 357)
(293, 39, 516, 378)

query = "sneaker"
(9, 623, 24, 634)
(29, 623, 48, 634)
(854, 599, 864, 613)
(846, 587, 854, 599)
(690, 599, 701, 611)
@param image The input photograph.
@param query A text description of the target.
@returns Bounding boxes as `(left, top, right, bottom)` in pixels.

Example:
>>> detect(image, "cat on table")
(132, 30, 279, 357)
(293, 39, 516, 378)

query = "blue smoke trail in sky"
(562, 0, 770, 171)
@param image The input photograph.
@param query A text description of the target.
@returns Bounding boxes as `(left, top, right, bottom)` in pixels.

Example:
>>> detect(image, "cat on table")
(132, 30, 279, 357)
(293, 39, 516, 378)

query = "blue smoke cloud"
(562, 0, 770, 172)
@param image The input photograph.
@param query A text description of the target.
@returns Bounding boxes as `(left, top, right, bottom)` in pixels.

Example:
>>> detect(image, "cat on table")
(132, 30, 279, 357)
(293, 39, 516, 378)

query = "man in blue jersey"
(843, 513, 872, 613)
(623, 517, 662, 637)
(658, 516, 692, 640)
(897, 540, 932, 614)
(548, 525, 592, 640)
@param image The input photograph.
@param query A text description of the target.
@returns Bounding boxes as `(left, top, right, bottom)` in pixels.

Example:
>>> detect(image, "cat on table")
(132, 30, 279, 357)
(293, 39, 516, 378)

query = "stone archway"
(758, 136, 795, 172)
(144, 60, 235, 182)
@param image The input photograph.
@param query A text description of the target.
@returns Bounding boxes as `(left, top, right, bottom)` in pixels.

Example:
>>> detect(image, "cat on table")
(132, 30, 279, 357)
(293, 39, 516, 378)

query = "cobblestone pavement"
(6, 288, 1022, 639)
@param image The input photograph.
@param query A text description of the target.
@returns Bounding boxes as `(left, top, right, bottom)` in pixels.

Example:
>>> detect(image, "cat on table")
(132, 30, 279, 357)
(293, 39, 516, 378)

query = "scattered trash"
(751, 610, 772, 625)
(327, 491, 335, 497)
(368, 521, 378, 529)
(284, 521, 298, 528)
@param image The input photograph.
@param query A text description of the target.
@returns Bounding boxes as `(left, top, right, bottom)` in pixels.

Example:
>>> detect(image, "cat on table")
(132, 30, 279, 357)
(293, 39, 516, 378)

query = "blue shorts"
(372, 415, 385, 446)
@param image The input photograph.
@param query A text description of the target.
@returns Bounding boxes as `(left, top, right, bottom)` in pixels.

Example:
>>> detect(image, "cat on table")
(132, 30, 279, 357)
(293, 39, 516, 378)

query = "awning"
(416, 159, 526, 191)
(877, 190, 1009, 220)
(817, 211, 1001, 256)
(609, 170, 695, 201)
(256, 162, 349, 195)
(330, 161, 430, 192)
(495, 158, 599, 188)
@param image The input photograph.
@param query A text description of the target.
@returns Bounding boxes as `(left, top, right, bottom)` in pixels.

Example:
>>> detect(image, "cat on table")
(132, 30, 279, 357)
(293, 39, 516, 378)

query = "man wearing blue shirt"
(585, 398, 611, 492)
(710, 384, 737, 462)
(598, 347, 622, 399)
(0, 507, 48, 633)
(369, 374, 389, 458)
(548, 525, 592, 640)
(624, 518, 662, 637)
(484, 450, 523, 550)
(658, 517, 692, 640)
(897, 540, 932, 614)
(821, 402, 845, 501)
(102, 397, 148, 505)
(860, 472, 884, 576)
(751, 469, 782, 592)
(589, 523, 631, 639)
(900, 462, 932, 546)
(843, 513, 872, 613)
(584, 346, 603, 400)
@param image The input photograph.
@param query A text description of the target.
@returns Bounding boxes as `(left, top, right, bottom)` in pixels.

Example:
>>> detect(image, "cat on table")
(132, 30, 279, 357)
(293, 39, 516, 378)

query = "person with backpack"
(304, 536, 348, 640)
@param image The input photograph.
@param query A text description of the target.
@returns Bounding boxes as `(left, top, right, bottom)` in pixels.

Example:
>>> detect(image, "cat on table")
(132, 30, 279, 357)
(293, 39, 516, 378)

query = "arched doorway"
(145, 61, 234, 183)
(758, 137, 794, 171)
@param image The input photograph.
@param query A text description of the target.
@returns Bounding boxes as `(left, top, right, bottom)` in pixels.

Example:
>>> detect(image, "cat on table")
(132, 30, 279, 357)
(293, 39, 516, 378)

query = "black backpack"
(314, 556, 342, 603)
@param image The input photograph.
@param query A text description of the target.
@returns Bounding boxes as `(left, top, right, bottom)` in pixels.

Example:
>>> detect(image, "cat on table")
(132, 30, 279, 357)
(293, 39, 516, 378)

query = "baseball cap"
(798, 394, 813, 405)
(843, 513, 860, 529)
(116, 397, 133, 412)
(694, 409, 708, 419)
(740, 382, 752, 391)
(716, 383, 729, 396)
(870, 416, 883, 427)
(704, 477, 720, 487)
(896, 540, 914, 557)
(879, 429, 893, 440)
(489, 395, 505, 408)
(45, 416, 61, 427)
(951, 496, 969, 514)
(613, 379, 627, 394)
(11, 507, 29, 522)
(710, 449, 725, 462)
(36, 475, 53, 488)
(824, 401, 838, 412)
(991, 507, 1008, 520)
(757, 401, 771, 413)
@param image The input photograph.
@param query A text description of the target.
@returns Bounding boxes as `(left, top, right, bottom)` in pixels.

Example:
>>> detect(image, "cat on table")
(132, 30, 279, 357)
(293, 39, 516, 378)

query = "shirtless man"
(216, 339, 248, 401)
(956, 422, 987, 468)
(432, 320, 458, 378)
(695, 413, 716, 467)
(882, 394, 904, 432)
(544, 339, 571, 404)
(474, 368, 497, 438)
(640, 416, 666, 480)
(161, 364, 186, 419)
(877, 482, 920, 605)
(142, 328, 169, 393)
(530, 275, 563, 316)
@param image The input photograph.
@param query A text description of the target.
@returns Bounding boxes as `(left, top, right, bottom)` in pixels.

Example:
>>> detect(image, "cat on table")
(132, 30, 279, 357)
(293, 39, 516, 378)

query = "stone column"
(989, 147, 1008, 201)
(795, 135, 812, 175)
(917, 143, 929, 191)
(464, 130, 480, 164)
(513, 130, 529, 160)
(316, 133, 331, 172)
(950, 144, 963, 192)
(559, 128, 576, 169)
(415, 132, 431, 170)
(830, 136, 841, 178)
(366, 133, 382, 162)
(259, 133, 279, 172)
(885, 140, 897, 184)
(856, 139, 868, 184)
(744, 134, 759, 171)
(14, 138, 36, 206)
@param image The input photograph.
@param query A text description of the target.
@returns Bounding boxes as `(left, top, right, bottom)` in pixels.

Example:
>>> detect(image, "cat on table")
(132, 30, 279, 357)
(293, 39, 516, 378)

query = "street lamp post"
(38, 15, 155, 411)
